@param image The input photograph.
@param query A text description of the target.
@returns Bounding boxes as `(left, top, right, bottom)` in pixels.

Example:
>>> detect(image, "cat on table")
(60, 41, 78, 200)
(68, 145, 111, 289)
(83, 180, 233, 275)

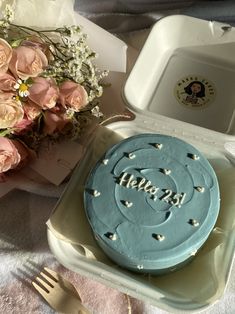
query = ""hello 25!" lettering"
(118, 172, 186, 207)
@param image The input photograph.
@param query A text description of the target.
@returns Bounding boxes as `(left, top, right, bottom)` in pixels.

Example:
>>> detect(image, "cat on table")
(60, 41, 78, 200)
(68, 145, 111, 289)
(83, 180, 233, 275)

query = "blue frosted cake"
(84, 134, 220, 274)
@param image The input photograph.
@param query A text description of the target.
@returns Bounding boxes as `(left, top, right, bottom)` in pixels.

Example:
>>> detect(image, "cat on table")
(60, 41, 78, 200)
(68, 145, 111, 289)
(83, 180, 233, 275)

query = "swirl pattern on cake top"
(84, 134, 220, 274)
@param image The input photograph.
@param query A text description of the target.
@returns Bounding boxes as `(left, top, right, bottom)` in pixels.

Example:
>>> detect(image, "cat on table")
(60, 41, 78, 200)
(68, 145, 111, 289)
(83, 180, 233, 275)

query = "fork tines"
(32, 267, 58, 294)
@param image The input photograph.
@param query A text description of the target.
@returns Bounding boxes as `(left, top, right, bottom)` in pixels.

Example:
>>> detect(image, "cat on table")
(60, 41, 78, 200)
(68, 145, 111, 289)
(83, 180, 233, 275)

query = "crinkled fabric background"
(75, 0, 235, 33)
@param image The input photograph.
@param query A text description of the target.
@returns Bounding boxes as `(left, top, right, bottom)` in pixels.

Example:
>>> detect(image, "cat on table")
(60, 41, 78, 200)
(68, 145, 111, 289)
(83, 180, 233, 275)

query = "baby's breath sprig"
(0, 4, 109, 157)
(0, 6, 108, 103)
(0, 4, 14, 38)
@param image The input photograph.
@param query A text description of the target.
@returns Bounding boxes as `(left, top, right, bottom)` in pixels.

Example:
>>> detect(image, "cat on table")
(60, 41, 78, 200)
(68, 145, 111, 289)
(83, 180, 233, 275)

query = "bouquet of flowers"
(0, 5, 107, 178)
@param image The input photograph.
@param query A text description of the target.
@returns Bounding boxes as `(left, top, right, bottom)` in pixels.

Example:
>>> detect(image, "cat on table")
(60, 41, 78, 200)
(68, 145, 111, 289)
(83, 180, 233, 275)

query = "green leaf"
(0, 128, 13, 136)
(25, 77, 34, 85)
(11, 38, 24, 48)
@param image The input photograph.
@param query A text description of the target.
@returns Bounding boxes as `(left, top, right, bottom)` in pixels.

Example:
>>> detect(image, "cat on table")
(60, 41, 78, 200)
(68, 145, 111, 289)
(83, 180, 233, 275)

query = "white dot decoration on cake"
(124, 201, 133, 208)
(188, 153, 200, 160)
(127, 153, 136, 159)
(92, 190, 101, 197)
(195, 186, 205, 193)
(151, 195, 158, 202)
(137, 265, 144, 270)
(106, 232, 117, 241)
(102, 159, 109, 165)
(189, 219, 200, 227)
(162, 168, 171, 175)
(84, 134, 220, 274)
(155, 143, 163, 149)
(153, 234, 165, 241)
(190, 249, 198, 256)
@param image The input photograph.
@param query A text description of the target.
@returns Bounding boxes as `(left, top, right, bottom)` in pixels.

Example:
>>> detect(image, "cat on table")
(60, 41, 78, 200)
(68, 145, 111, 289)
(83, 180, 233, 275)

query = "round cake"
(84, 133, 220, 274)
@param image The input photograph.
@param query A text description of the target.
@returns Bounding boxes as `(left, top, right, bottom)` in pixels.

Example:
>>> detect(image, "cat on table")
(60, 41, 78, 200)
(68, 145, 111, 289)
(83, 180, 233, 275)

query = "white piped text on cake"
(118, 172, 158, 195)
(118, 172, 186, 207)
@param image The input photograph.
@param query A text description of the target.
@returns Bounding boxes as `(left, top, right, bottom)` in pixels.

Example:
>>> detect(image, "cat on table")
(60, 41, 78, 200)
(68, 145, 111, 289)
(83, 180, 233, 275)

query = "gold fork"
(32, 267, 90, 314)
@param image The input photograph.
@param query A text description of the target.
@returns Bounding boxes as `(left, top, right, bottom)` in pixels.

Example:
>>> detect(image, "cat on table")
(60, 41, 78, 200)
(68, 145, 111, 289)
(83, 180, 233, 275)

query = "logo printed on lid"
(174, 75, 216, 109)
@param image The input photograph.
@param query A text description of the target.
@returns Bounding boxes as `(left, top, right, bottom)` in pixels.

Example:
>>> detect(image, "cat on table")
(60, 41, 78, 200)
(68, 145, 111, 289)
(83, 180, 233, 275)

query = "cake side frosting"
(84, 134, 220, 273)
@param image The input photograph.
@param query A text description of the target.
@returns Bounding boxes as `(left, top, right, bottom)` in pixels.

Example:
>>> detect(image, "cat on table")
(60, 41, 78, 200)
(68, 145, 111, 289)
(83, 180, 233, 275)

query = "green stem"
(10, 23, 61, 35)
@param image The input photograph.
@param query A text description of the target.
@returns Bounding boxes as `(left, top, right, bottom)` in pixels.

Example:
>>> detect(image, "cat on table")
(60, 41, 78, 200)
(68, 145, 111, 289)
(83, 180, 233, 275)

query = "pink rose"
(43, 110, 69, 135)
(13, 117, 33, 133)
(0, 38, 12, 73)
(28, 77, 59, 109)
(0, 137, 21, 173)
(9, 46, 48, 80)
(59, 80, 88, 112)
(0, 95, 24, 128)
(0, 137, 34, 173)
(12, 140, 34, 169)
(21, 36, 47, 49)
(13, 101, 42, 133)
(21, 36, 53, 61)
(0, 72, 16, 91)
(23, 100, 41, 120)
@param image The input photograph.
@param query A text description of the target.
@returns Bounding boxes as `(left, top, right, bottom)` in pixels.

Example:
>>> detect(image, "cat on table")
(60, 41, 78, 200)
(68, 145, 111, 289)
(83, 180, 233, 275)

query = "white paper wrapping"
(0, 0, 127, 72)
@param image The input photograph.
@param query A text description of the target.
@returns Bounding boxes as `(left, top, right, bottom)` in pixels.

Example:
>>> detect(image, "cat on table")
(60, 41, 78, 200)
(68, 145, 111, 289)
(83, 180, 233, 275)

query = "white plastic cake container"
(48, 15, 235, 313)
